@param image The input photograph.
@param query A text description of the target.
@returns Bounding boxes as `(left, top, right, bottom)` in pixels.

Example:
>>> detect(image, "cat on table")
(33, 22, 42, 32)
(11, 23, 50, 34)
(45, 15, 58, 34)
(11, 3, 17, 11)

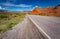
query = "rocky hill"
(30, 4, 60, 16)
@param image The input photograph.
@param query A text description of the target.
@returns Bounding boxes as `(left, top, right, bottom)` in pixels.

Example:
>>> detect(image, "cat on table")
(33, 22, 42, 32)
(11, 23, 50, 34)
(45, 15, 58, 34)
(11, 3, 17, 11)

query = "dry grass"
(0, 12, 26, 33)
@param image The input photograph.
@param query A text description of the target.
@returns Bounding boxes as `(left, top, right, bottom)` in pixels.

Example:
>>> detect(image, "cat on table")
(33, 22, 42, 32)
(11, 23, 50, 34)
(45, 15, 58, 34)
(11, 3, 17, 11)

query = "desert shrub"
(7, 23, 13, 29)
(0, 13, 26, 33)
(14, 15, 17, 17)
(0, 29, 7, 32)
(0, 15, 9, 18)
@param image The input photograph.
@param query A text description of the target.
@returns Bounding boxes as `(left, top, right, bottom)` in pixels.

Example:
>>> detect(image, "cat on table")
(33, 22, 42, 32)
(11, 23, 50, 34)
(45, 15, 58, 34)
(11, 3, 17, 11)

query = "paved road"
(28, 15, 60, 39)
(2, 16, 44, 39)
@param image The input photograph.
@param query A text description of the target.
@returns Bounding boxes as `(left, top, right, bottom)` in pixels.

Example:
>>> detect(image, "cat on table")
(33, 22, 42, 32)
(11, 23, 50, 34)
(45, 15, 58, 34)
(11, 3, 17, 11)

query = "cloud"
(2, 2, 32, 7)
(3, 3, 15, 6)
(0, 6, 2, 9)
(6, 0, 16, 3)
(0, 6, 5, 9)
(1, 2, 33, 11)
(35, 6, 39, 7)
(17, 4, 32, 7)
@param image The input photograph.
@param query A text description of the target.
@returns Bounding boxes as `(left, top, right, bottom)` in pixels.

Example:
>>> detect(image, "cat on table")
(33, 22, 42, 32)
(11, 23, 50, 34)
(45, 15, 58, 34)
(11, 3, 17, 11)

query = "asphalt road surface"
(28, 15, 60, 39)
(2, 15, 45, 39)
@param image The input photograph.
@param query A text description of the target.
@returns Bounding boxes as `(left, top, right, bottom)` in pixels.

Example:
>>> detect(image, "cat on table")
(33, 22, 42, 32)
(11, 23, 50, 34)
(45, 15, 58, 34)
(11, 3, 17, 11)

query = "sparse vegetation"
(0, 12, 26, 33)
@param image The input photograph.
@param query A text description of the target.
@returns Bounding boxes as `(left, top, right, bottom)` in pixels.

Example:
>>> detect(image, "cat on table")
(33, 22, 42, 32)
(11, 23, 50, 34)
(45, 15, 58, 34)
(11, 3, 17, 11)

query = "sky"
(0, 0, 60, 11)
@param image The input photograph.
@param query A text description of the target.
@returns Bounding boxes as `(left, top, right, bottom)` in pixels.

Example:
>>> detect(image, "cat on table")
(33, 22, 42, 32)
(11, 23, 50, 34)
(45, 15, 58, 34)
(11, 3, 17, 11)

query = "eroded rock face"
(55, 5, 60, 15)
(30, 4, 60, 16)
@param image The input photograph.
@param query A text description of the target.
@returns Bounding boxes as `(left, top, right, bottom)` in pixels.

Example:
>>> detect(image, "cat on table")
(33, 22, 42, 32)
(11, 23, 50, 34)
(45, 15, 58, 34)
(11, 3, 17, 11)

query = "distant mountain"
(0, 9, 7, 12)
(30, 4, 60, 16)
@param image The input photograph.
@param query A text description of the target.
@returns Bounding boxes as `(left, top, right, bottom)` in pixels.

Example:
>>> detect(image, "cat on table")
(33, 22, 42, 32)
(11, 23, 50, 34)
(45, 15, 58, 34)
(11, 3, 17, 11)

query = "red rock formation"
(30, 4, 60, 16)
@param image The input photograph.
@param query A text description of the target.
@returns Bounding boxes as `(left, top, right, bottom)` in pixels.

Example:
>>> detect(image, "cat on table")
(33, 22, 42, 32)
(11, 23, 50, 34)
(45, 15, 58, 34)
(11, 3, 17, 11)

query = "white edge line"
(28, 16, 51, 39)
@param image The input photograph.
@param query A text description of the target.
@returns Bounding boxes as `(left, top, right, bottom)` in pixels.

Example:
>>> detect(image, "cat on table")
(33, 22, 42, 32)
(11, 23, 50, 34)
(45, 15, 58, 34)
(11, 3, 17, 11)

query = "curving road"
(28, 15, 60, 39)
(2, 15, 60, 39)
(2, 15, 45, 39)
